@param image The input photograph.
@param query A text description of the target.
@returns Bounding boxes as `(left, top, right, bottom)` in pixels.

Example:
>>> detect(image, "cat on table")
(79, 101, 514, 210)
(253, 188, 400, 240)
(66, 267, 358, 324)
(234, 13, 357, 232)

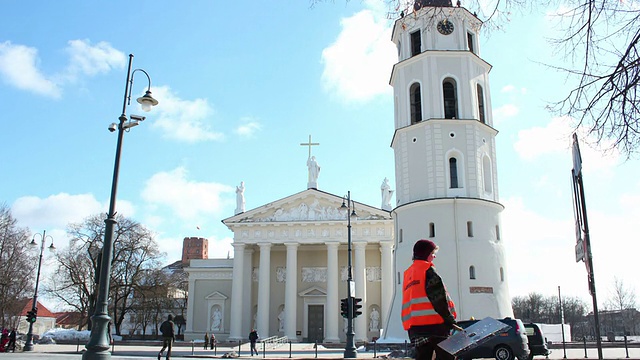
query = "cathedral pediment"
(298, 286, 327, 297)
(223, 189, 391, 225)
(205, 291, 228, 300)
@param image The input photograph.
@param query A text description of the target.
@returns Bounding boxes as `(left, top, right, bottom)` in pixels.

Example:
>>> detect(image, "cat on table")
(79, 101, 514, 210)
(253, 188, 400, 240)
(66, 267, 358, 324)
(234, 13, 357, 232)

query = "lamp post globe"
(82, 54, 158, 360)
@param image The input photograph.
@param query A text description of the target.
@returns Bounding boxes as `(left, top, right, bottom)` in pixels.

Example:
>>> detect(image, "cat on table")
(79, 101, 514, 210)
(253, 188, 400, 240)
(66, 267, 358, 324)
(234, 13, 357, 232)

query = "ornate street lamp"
(83, 54, 158, 360)
(341, 191, 358, 358)
(23, 230, 55, 351)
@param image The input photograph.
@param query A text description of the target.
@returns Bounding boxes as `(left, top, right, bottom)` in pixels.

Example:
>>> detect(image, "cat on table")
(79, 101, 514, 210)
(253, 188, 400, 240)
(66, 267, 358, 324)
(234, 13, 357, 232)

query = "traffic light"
(353, 297, 363, 318)
(340, 298, 349, 318)
(26, 309, 37, 323)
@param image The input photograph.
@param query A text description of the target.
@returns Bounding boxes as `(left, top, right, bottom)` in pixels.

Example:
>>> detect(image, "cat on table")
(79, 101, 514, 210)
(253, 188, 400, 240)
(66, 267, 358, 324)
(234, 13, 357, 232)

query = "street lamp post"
(341, 191, 358, 358)
(83, 54, 158, 360)
(23, 230, 55, 352)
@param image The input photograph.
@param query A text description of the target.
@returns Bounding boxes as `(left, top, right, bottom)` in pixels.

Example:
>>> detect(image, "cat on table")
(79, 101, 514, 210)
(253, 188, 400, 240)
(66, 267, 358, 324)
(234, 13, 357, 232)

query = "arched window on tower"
(443, 78, 458, 119)
(477, 84, 485, 123)
(483, 155, 492, 194)
(469, 266, 476, 280)
(449, 157, 459, 188)
(429, 222, 435, 238)
(410, 83, 422, 124)
(500, 267, 504, 282)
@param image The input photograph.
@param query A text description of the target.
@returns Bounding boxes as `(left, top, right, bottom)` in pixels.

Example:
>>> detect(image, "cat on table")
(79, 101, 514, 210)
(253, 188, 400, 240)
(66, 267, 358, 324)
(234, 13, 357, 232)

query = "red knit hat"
(413, 239, 438, 260)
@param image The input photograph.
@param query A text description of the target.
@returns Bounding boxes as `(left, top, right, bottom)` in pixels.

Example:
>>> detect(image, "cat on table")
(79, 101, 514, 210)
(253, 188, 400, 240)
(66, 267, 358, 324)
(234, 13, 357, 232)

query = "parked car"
(457, 317, 530, 360)
(524, 323, 551, 359)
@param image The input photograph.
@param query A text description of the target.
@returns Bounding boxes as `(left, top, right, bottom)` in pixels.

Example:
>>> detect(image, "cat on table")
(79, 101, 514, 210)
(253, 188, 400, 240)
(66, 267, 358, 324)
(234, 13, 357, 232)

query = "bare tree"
(603, 277, 638, 334)
(0, 204, 36, 329)
(46, 213, 163, 335)
(550, 1, 640, 157)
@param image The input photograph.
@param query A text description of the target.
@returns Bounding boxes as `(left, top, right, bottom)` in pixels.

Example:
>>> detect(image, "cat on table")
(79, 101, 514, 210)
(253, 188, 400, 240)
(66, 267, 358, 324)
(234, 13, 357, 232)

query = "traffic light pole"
(343, 191, 357, 359)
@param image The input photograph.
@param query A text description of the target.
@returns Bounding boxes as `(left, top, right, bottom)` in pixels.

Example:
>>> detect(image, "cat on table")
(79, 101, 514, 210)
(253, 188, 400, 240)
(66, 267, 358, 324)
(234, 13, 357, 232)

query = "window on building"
(496, 225, 501, 241)
(500, 267, 504, 282)
(477, 84, 485, 123)
(467, 32, 475, 53)
(467, 221, 474, 237)
(469, 265, 476, 279)
(411, 30, 421, 56)
(399, 228, 403, 243)
(449, 157, 459, 188)
(429, 222, 435, 238)
(443, 78, 458, 119)
(410, 83, 422, 124)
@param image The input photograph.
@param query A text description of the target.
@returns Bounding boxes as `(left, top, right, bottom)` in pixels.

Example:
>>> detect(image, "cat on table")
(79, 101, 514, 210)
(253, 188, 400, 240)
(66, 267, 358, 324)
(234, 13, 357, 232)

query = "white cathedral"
(184, 0, 514, 344)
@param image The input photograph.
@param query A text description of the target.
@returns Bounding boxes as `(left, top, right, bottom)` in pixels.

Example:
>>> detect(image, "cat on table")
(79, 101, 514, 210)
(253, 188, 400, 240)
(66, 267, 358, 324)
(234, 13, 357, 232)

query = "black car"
(457, 317, 530, 360)
(524, 323, 551, 359)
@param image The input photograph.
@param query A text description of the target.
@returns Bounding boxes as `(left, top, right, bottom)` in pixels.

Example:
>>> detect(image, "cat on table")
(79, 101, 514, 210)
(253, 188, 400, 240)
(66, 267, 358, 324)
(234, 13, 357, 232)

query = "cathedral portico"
(185, 189, 394, 342)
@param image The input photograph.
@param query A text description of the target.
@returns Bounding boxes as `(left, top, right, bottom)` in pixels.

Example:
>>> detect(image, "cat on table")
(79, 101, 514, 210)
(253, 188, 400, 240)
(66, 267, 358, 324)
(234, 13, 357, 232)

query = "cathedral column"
(325, 242, 340, 342)
(284, 242, 298, 340)
(242, 248, 254, 336)
(229, 243, 245, 340)
(257, 243, 272, 337)
(380, 241, 394, 330)
(354, 241, 367, 342)
(186, 277, 196, 333)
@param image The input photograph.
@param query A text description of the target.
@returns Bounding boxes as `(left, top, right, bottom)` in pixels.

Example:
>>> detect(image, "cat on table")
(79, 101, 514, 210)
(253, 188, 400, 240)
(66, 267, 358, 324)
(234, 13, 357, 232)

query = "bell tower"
(382, 1, 513, 341)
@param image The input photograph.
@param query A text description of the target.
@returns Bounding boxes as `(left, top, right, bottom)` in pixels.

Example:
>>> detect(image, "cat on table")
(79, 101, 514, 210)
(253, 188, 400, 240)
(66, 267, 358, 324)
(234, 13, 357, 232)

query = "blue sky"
(1, 0, 638, 310)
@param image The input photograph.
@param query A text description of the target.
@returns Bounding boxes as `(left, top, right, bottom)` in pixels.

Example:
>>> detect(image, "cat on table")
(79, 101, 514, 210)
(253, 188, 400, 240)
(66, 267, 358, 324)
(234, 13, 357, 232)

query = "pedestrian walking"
(210, 332, 215, 350)
(402, 239, 462, 360)
(7, 329, 16, 352)
(249, 328, 259, 356)
(204, 332, 209, 350)
(158, 314, 176, 360)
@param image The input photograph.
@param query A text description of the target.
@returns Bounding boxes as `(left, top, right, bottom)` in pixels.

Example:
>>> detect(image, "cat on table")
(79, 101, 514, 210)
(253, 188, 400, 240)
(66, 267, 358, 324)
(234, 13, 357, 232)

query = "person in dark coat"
(7, 329, 16, 352)
(249, 329, 259, 356)
(204, 332, 209, 350)
(210, 332, 215, 350)
(158, 314, 175, 360)
(402, 239, 462, 360)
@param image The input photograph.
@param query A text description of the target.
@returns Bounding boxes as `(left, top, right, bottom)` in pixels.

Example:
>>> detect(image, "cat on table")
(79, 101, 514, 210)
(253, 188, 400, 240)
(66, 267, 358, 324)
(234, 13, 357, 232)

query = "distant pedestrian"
(249, 328, 259, 356)
(7, 329, 16, 352)
(158, 314, 175, 360)
(210, 332, 215, 350)
(204, 332, 209, 350)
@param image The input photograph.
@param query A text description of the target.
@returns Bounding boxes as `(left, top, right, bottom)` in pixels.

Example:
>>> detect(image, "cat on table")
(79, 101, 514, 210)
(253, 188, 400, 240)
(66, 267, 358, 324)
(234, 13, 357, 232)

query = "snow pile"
(41, 328, 122, 342)
(42, 328, 91, 341)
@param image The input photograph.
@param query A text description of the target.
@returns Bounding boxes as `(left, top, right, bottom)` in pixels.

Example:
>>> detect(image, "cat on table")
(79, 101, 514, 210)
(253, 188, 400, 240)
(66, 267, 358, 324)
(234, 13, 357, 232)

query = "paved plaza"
(1, 342, 640, 360)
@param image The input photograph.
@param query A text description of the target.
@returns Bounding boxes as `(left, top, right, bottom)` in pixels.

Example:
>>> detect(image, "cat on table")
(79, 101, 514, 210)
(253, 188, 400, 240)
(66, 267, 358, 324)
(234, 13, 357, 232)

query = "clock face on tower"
(437, 19, 454, 35)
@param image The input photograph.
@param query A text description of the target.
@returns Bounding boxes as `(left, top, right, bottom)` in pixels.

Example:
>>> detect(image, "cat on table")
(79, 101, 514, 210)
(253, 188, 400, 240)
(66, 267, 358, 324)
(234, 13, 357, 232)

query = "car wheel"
(494, 345, 514, 360)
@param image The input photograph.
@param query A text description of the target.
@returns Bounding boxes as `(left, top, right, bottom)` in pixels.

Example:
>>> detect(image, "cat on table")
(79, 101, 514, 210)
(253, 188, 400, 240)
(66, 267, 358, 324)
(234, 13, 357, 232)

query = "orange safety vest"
(401, 260, 456, 330)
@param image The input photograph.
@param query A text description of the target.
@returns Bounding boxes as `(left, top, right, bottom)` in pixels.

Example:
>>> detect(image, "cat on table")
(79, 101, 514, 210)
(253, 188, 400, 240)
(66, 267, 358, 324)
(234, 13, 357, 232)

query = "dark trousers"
(250, 340, 258, 355)
(409, 328, 453, 360)
(413, 336, 451, 360)
(159, 337, 173, 359)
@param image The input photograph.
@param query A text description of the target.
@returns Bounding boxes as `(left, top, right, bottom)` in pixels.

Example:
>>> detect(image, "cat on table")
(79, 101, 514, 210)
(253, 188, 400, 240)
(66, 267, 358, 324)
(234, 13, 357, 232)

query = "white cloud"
(150, 86, 223, 143)
(141, 167, 234, 220)
(62, 39, 126, 80)
(501, 196, 586, 298)
(513, 116, 620, 174)
(500, 85, 527, 95)
(321, 7, 396, 103)
(492, 103, 519, 125)
(235, 117, 262, 138)
(0, 41, 61, 97)
(10, 192, 135, 247)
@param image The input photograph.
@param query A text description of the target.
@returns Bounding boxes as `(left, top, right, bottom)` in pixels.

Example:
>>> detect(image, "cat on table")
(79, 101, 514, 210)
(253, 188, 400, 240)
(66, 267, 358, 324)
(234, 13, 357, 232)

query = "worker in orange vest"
(402, 239, 461, 360)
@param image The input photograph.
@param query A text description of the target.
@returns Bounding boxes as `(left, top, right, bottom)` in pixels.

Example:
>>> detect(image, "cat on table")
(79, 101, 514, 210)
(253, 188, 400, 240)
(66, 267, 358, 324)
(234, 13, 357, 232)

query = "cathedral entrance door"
(307, 305, 324, 343)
